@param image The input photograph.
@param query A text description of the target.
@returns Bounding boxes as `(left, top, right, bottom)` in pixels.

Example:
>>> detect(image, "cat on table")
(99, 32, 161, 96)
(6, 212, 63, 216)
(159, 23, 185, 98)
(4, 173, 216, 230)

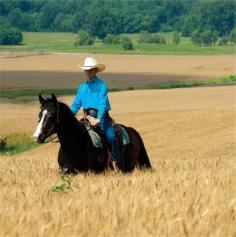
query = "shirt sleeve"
(70, 85, 83, 115)
(97, 82, 108, 122)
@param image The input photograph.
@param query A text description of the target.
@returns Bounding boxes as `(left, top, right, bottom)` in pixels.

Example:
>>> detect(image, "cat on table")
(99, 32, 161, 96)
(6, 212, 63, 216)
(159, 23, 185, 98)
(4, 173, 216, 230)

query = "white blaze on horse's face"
(33, 110, 47, 141)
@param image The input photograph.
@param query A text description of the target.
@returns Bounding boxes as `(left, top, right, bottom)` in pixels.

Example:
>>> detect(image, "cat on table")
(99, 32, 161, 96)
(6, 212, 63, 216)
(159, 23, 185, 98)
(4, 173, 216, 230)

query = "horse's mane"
(57, 101, 78, 124)
(57, 101, 74, 115)
(50, 101, 86, 138)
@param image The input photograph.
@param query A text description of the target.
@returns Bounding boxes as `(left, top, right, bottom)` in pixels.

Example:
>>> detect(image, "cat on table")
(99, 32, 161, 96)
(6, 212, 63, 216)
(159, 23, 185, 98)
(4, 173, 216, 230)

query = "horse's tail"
(130, 128, 152, 169)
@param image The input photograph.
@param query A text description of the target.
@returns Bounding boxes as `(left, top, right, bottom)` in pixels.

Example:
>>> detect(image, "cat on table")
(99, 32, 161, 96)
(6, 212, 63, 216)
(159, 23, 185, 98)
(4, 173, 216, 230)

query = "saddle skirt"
(84, 123, 129, 148)
(114, 124, 129, 145)
(84, 123, 103, 148)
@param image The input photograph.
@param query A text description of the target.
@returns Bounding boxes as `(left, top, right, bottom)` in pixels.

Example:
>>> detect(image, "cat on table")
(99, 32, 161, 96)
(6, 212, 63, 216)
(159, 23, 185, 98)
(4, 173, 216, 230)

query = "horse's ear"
(51, 94, 57, 105)
(39, 94, 45, 104)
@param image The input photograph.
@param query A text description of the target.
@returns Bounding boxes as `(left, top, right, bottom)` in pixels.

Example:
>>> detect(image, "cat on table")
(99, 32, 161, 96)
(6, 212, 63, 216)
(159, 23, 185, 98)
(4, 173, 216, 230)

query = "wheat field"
(0, 85, 236, 237)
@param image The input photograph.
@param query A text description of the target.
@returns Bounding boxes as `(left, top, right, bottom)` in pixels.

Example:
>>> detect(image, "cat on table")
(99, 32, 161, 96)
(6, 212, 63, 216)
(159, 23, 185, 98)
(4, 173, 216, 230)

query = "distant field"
(1, 53, 235, 101)
(0, 32, 235, 55)
(0, 74, 235, 101)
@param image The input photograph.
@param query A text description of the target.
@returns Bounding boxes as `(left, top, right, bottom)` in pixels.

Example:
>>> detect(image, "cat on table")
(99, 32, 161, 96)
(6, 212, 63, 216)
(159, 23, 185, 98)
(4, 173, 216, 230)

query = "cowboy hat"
(79, 57, 105, 72)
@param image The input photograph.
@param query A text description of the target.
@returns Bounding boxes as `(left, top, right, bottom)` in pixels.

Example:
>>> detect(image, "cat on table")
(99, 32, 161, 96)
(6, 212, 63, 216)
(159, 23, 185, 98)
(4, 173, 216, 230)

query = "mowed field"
(1, 54, 235, 90)
(0, 84, 236, 236)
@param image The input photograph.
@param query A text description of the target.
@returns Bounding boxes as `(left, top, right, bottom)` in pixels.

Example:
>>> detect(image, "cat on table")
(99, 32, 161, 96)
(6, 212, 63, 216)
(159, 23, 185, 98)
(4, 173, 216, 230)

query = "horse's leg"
(128, 128, 152, 170)
(90, 147, 109, 173)
(118, 127, 139, 172)
(58, 146, 65, 170)
(58, 146, 76, 173)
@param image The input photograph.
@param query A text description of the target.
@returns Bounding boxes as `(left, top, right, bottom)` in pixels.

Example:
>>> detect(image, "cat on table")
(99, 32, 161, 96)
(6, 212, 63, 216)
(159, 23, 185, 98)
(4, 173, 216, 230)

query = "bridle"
(43, 116, 58, 144)
(40, 105, 59, 144)
(41, 105, 95, 144)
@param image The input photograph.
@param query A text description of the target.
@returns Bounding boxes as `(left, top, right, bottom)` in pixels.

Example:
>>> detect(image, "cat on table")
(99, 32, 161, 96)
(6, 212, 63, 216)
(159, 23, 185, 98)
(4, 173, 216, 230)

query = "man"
(70, 57, 121, 167)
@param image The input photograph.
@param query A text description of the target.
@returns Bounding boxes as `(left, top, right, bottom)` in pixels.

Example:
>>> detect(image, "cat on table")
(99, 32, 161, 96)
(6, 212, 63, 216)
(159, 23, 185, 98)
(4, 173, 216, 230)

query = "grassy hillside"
(0, 32, 235, 55)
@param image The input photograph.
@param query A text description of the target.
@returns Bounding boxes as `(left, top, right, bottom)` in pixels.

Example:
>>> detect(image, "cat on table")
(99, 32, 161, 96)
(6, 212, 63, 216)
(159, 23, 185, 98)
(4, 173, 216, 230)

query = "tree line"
(0, 0, 235, 38)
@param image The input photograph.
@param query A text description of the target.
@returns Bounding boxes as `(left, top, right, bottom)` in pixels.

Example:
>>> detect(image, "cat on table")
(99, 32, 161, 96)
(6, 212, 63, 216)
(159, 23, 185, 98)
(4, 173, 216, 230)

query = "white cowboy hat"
(79, 57, 105, 72)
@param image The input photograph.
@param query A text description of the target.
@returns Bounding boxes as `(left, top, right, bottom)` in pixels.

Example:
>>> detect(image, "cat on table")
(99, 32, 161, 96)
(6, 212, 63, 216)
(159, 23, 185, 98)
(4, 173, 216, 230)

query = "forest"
(0, 0, 235, 39)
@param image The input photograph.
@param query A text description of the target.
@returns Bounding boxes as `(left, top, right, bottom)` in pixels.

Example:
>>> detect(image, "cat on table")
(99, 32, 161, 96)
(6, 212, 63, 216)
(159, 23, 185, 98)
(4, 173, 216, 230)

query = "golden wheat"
(0, 86, 235, 237)
(0, 155, 235, 237)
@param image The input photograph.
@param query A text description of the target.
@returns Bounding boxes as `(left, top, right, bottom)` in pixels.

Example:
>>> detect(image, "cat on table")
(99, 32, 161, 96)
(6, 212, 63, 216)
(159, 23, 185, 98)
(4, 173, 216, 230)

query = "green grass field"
(0, 133, 40, 155)
(0, 32, 235, 55)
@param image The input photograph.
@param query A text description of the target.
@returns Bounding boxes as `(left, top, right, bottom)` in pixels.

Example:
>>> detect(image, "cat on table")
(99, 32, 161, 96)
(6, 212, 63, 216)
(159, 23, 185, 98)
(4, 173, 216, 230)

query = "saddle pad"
(85, 124, 103, 148)
(114, 124, 130, 145)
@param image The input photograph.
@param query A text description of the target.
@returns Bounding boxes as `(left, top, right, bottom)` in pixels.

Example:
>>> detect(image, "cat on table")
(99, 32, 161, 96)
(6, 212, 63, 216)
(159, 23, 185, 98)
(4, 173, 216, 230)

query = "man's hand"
(90, 118, 100, 126)
(86, 115, 100, 126)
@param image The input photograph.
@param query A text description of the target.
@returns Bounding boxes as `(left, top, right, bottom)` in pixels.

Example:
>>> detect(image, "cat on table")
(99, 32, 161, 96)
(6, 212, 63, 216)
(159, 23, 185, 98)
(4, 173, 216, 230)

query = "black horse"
(34, 94, 151, 173)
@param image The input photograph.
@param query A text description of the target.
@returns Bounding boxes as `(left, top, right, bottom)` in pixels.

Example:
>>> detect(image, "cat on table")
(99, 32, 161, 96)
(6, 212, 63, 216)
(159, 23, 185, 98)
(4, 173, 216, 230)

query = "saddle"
(82, 114, 129, 148)
(80, 114, 129, 171)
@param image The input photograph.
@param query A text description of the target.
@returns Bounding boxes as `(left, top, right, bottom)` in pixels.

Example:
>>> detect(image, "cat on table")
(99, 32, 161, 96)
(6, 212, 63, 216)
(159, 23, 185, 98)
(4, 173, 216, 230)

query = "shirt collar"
(86, 75, 97, 84)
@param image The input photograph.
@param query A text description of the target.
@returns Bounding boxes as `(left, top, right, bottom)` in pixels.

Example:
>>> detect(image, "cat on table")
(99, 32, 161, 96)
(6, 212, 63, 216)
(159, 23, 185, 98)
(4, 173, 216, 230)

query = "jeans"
(99, 114, 121, 164)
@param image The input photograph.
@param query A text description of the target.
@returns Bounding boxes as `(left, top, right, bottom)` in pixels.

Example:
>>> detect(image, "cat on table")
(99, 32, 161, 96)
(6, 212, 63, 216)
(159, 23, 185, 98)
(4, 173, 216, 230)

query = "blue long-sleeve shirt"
(70, 76, 111, 122)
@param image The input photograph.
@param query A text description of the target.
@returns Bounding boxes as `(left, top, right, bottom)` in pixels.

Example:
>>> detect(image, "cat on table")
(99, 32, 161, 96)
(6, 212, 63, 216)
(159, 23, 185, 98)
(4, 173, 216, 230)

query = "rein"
(45, 134, 59, 144)
(45, 124, 95, 144)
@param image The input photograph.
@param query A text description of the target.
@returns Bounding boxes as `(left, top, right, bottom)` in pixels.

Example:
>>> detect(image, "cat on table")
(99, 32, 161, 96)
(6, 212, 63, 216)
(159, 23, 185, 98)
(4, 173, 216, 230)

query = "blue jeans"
(99, 115, 121, 164)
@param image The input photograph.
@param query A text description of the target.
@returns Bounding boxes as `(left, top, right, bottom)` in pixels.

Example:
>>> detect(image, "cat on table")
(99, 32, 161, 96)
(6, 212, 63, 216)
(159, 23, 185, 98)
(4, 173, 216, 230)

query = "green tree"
(151, 33, 166, 44)
(1, 0, 234, 36)
(181, 20, 192, 37)
(8, 7, 22, 28)
(40, 0, 61, 30)
(61, 15, 76, 32)
(139, 32, 166, 44)
(191, 29, 218, 46)
(229, 28, 236, 43)
(121, 36, 133, 50)
(21, 12, 40, 31)
(186, 1, 235, 36)
(103, 34, 113, 44)
(103, 34, 120, 44)
(54, 13, 64, 31)
(138, 31, 152, 43)
(123, 13, 143, 33)
(201, 30, 213, 46)
(54, 13, 76, 32)
(211, 30, 218, 45)
(219, 36, 229, 46)
(0, 27, 23, 45)
(172, 31, 180, 45)
(74, 30, 94, 46)
(191, 29, 203, 45)
(84, 5, 119, 39)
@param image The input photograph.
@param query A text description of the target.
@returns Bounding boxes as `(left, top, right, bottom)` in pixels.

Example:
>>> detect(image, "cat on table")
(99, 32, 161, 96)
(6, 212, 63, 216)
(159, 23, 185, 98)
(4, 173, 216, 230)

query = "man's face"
(84, 68, 98, 79)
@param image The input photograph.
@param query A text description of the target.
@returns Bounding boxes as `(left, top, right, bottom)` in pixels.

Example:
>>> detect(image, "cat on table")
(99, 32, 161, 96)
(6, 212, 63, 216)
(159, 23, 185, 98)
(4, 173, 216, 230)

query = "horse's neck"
(56, 103, 83, 140)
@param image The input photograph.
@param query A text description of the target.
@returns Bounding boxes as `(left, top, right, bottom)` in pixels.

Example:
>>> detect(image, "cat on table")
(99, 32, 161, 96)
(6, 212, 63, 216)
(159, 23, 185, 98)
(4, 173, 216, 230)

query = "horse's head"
(33, 94, 58, 143)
